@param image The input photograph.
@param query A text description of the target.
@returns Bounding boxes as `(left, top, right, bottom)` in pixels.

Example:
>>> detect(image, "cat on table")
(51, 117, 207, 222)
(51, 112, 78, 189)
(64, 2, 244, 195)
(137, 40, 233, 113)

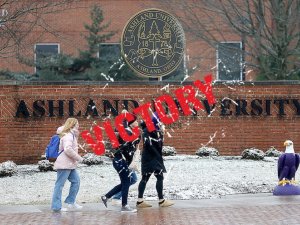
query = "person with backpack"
(51, 118, 83, 212)
(101, 113, 140, 213)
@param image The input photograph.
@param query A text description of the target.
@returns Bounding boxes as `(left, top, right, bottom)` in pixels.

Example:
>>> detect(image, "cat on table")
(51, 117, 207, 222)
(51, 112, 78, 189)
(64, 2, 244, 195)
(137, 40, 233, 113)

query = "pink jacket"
(54, 128, 83, 170)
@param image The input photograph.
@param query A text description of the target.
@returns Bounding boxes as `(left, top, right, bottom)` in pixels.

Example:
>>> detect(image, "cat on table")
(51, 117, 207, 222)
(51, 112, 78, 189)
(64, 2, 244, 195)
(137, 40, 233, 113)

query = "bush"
(162, 146, 177, 156)
(38, 160, 54, 172)
(0, 69, 39, 81)
(241, 148, 264, 160)
(0, 161, 17, 177)
(37, 69, 65, 81)
(82, 153, 104, 165)
(265, 147, 282, 157)
(195, 147, 219, 157)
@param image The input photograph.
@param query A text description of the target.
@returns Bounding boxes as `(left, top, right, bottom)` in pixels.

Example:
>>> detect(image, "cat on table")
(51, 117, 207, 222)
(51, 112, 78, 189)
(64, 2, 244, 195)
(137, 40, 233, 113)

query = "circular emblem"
(121, 9, 185, 78)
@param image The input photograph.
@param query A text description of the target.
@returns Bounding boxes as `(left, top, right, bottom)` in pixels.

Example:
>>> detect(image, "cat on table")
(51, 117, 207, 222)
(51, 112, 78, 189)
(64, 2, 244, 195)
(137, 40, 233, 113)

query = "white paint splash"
(160, 84, 170, 93)
(201, 131, 218, 147)
(166, 131, 172, 138)
(100, 73, 114, 82)
(222, 97, 238, 106)
(102, 83, 109, 90)
(181, 74, 190, 84)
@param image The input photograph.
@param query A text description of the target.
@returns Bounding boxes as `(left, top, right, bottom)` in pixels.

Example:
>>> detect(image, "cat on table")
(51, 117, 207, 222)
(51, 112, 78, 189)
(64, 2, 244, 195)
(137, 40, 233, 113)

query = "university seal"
(121, 9, 185, 78)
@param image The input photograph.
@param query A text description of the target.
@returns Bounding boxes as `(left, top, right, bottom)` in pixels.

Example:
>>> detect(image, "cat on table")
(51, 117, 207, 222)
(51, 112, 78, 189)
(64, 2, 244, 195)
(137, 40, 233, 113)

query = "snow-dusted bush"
(40, 154, 46, 160)
(38, 160, 54, 172)
(0, 161, 17, 177)
(163, 146, 177, 156)
(241, 148, 264, 160)
(265, 147, 282, 157)
(82, 153, 104, 166)
(195, 147, 219, 157)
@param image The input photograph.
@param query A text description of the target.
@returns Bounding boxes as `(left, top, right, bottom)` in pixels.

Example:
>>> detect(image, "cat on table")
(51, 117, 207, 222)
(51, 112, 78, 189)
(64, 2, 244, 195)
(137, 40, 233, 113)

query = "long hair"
(59, 118, 78, 138)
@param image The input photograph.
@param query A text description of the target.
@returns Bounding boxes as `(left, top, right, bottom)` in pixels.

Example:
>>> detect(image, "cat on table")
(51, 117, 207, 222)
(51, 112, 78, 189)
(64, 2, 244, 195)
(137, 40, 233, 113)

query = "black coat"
(114, 126, 140, 166)
(141, 128, 166, 175)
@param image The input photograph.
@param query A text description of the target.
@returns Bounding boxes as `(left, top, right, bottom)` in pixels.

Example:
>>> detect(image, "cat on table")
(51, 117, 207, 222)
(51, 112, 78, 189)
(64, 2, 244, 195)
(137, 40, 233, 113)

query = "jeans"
(105, 158, 130, 206)
(112, 170, 138, 200)
(51, 169, 80, 211)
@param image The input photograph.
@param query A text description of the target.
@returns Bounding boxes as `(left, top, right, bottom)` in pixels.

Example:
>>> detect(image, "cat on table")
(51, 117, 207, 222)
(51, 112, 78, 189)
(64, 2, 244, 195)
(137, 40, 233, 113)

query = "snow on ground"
(0, 155, 280, 205)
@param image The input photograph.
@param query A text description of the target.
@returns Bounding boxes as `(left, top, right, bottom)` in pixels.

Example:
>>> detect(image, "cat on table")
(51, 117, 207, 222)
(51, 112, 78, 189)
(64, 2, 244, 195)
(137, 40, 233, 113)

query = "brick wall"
(1, 81, 300, 164)
(0, 0, 238, 81)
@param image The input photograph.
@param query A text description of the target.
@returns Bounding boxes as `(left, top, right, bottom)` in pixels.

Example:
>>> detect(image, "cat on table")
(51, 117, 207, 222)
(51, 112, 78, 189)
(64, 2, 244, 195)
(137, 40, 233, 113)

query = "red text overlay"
(81, 74, 216, 155)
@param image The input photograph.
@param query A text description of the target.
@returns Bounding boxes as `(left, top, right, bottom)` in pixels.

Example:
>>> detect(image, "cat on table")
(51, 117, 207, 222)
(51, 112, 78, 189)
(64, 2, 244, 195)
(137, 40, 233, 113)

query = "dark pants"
(112, 171, 138, 199)
(105, 158, 130, 206)
(138, 171, 164, 199)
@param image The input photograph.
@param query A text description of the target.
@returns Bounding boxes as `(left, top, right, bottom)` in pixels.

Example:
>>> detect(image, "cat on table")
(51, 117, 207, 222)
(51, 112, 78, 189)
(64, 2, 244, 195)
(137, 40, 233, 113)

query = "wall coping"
(0, 80, 300, 86)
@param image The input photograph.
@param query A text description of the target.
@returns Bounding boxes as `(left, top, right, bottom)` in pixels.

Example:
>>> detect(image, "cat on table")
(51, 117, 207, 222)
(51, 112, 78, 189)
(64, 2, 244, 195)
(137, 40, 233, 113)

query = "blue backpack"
(45, 135, 63, 160)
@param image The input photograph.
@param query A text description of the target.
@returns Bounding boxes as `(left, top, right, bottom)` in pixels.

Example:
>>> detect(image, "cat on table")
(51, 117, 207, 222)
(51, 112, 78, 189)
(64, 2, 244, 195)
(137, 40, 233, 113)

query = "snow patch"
(0, 155, 279, 205)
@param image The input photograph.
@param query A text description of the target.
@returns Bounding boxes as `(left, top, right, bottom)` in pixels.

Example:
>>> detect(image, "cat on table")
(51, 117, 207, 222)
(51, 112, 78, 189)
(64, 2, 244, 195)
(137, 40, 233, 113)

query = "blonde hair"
(59, 118, 78, 138)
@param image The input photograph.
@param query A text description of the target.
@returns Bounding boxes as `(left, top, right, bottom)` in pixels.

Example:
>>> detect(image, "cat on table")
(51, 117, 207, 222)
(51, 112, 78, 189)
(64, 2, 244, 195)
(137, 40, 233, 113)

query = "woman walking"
(101, 115, 140, 213)
(136, 113, 174, 208)
(111, 113, 140, 205)
(51, 118, 83, 212)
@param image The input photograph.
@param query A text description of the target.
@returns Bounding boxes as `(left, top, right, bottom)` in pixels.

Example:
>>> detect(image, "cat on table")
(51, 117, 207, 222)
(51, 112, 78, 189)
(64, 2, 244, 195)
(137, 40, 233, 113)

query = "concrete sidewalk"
(1, 193, 300, 225)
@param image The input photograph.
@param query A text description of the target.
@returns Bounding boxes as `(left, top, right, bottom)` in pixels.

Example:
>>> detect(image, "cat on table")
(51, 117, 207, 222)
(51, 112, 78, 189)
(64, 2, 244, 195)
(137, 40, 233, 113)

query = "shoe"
(159, 199, 174, 207)
(52, 207, 68, 212)
(66, 203, 83, 210)
(121, 205, 137, 213)
(101, 196, 108, 208)
(111, 198, 121, 206)
(136, 201, 152, 208)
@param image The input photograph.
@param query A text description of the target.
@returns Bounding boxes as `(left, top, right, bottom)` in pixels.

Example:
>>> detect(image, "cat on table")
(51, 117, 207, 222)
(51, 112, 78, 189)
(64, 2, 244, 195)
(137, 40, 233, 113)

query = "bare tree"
(0, 0, 78, 58)
(158, 0, 300, 80)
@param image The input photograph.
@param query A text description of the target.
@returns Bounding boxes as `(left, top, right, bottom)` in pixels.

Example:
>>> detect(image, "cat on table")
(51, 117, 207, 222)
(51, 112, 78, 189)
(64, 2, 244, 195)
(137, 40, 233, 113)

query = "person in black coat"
(136, 113, 174, 208)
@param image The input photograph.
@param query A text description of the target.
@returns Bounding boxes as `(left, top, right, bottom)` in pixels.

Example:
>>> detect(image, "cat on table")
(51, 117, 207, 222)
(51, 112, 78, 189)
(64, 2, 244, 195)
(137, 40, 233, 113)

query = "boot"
(159, 199, 174, 207)
(136, 201, 152, 208)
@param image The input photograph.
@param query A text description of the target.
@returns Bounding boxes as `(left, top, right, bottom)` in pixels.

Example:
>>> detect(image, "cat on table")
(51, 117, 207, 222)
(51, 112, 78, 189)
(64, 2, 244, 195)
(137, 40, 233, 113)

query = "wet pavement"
(1, 193, 300, 225)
